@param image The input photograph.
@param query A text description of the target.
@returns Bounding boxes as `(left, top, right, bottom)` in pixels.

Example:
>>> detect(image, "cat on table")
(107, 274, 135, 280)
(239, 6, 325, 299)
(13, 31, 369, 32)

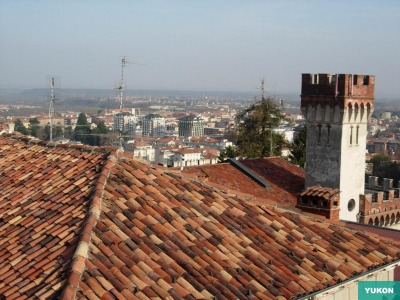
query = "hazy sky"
(0, 1, 399, 97)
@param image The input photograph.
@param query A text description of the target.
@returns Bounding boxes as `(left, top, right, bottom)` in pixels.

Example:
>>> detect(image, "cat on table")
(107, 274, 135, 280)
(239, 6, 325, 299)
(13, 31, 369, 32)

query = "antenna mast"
(49, 77, 56, 142)
(115, 57, 129, 148)
(260, 78, 265, 100)
(118, 56, 128, 114)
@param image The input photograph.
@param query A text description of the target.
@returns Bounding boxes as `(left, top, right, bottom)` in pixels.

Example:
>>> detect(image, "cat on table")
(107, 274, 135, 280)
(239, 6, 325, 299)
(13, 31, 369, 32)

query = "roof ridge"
(1, 133, 121, 154)
(60, 148, 124, 299)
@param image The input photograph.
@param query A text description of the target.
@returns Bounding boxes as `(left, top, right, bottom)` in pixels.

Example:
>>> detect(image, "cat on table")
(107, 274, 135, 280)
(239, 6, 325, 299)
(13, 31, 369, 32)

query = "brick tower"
(301, 73, 374, 221)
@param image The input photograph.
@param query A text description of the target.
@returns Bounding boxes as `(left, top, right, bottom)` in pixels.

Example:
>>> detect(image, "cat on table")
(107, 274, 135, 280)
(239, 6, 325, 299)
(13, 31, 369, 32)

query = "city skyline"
(0, 1, 399, 98)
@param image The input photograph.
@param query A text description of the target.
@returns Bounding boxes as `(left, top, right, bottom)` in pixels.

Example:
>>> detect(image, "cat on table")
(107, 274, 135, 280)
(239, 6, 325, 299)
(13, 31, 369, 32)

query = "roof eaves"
(60, 148, 124, 299)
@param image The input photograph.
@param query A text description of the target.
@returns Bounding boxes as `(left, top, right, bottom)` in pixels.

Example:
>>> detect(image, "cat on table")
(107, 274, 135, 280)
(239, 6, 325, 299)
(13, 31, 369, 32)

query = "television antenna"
(116, 56, 128, 114)
(259, 78, 265, 100)
(48, 77, 58, 142)
(114, 56, 143, 148)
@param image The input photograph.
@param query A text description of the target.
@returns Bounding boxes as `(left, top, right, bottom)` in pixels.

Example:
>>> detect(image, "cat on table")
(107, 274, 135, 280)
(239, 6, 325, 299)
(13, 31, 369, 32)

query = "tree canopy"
(28, 118, 40, 137)
(289, 126, 307, 167)
(235, 95, 287, 158)
(14, 119, 29, 136)
(91, 121, 109, 146)
(218, 145, 237, 162)
(73, 113, 92, 145)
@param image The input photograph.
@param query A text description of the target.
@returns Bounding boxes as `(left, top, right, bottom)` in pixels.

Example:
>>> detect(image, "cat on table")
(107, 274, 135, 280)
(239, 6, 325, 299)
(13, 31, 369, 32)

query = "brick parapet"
(301, 73, 374, 110)
(360, 191, 400, 219)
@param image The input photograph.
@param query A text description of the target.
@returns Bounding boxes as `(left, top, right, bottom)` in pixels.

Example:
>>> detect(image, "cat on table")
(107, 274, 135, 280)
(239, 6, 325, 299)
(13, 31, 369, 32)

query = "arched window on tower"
(326, 124, 331, 146)
(317, 124, 322, 145)
(350, 126, 353, 145)
(356, 125, 359, 145)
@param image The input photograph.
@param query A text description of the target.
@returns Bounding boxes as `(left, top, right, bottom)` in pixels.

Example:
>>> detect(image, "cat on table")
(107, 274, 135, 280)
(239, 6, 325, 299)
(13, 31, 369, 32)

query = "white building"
(113, 112, 137, 136)
(155, 146, 219, 167)
(142, 114, 166, 137)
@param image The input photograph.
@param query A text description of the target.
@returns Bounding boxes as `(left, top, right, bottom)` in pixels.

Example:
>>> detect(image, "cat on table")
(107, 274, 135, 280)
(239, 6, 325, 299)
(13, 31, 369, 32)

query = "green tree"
(14, 119, 29, 135)
(43, 123, 51, 141)
(28, 118, 40, 137)
(64, 126, 73, 139)
(218, 145, 237, 162)
(289, 126, 307, 167)
(235, 95, 287, 158)
(91, 121, 109, 146)
(55, 122, 64, 139)
(73, 113, 92, 145)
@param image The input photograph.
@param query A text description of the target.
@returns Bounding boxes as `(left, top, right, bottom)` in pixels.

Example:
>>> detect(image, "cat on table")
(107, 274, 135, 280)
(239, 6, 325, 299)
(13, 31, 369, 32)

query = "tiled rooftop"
(240, 158, 305, 205)
(1, 134, 400, 300)
(181, 157, 305, 207)
(70, 159, 400, 299)
(0, 134, 108, 299)
(180, 163, 280, 204)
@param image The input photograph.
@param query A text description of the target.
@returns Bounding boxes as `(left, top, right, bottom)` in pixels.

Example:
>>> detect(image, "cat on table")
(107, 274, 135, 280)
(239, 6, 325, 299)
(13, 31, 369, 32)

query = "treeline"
(14, 112, 111, 146)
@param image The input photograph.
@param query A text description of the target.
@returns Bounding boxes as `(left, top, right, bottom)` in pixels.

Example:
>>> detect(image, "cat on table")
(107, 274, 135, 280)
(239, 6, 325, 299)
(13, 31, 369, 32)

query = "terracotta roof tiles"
(64, 158, 398, 299)
(181, 157, 305, 209)
(0, 134, 109, 298)
(1, 134, 400, 299)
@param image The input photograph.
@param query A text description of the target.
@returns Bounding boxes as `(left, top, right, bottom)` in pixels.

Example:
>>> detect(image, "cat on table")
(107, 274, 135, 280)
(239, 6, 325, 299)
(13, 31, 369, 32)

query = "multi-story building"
(113, 112, 137, 136)
(155, 147, 219, 167)
(178, 115, 205, 137)
(142, 114, 166, 137)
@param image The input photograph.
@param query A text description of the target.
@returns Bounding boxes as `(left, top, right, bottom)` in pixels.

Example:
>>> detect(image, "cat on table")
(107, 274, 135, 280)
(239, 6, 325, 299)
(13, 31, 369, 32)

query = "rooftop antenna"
(48, 77, 57, 142)
(114, 56, 132, 148)
(117, 56, 128, 114)
(259, 78, 265, 100)
(114, 56, 143, 149)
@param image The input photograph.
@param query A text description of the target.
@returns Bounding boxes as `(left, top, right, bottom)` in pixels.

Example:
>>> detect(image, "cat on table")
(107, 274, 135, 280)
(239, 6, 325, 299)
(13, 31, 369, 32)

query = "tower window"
(326, 124, 331, 145)
(350, 126, 353, 145)
(348, 199, 356, 211)
(317, 124, 322, 144)
(356, 126, 359, 145)
(363, 75, 370, 85)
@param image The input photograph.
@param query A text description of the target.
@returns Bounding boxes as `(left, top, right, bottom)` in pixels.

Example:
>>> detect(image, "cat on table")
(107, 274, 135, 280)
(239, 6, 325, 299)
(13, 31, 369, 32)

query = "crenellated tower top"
(301, 73, 374, 107)
(301, 73, 374, 124)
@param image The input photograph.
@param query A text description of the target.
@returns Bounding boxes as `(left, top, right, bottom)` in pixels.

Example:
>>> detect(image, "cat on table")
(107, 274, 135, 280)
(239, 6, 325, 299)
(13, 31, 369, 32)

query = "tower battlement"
(301, 73, 375, 110)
